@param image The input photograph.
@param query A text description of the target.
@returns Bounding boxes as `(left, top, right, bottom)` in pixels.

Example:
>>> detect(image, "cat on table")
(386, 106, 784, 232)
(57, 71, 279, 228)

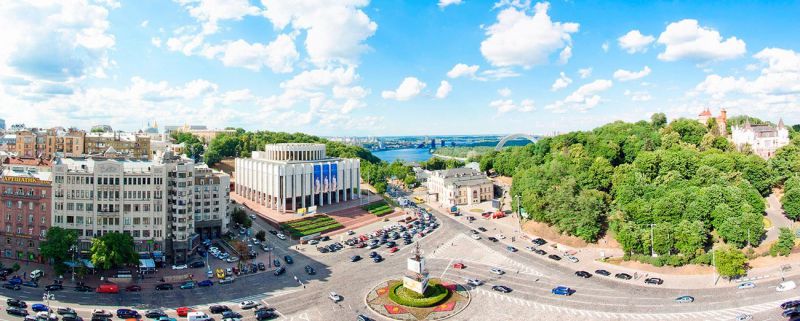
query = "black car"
(6, 307, 28, 316)
(644, 278, 663, 285)
(145, 310, 167, 318)
(209, 305, 231, 314)
(487, 237, 499, 242)
(3, 283, 20, 290)
(189, 261, 205, 268)
(116, 309, 139, 318)
(531, 238, 547, 245)
(274, 267, 286, 276)
(269, 230, 278, 235)
(91, 316, 110, 321)
(320, 236, 331, 241)
(350, 255, 362, 262)
(594, 269, 611, 276)
(74, 285, 93, 292)
(57, 307, 76, 315)
(273, 259, 281, 267)
(781, 300, 800, 310)
(491, 285, 512, 293)
(575, 271, 592, 278)
(477, 227, 487, 232)
(548, 254, 562, 261)
(45, 284, 64, 291)
(304, 265, 315, 275)
(256, 309, 278, 320)
(258, 262, 266, 271)
(372, 255, 383, 263)
(284, 255, 293, 264)
(155, 283, 174, 290)
(615, 273, 632, 280)
(533, 249, 547, 255)
(61, 314, 83, 321)
(22, 281, 38, 288)
(7, 298, 26, 308)
(222, 311, 243, 318)
(783, 307, 800, 318)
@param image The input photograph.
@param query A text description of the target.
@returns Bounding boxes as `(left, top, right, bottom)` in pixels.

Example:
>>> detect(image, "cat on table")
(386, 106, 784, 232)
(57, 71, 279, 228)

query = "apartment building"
(426, 167, 493, 207)
(193, 164, 230, 239)
(85, 132, 151, 160)
(0, 167, 52, 262)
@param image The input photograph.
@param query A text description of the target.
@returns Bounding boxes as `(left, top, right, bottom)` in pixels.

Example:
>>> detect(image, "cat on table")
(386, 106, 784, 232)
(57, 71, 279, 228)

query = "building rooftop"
(434, 167, 492, 187)
(86, 132, 147, 142)
(57, 157, 158, 173)
(2, 157, 52, 167)
(1, 168, 52, 182)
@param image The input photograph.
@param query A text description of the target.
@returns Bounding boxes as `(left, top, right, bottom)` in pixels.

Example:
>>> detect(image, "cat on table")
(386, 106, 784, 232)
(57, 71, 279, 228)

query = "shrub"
(387, 281, 450, 308)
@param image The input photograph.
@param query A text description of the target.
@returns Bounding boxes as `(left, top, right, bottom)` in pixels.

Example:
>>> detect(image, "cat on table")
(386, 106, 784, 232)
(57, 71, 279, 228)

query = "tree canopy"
(40, 227, 78, 274)
(90, 232, 138, 270)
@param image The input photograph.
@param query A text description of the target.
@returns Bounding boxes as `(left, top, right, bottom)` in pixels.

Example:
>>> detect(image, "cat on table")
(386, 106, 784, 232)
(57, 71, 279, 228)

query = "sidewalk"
(417, 193, 800, 290)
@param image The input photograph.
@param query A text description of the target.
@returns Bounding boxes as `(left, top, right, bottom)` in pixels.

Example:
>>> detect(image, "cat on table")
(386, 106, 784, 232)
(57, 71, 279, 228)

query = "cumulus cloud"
(447, 63, 480, 79)
(558, 46, 572, 64)
(551, 72, 572, 91)
(179, 0, 260, 35)
(480, 2, 579, 69)
(657, 19, 746, 63)
(438, 0, 463, 9)
(578, 67, 592, 79)
(545, 79, 613, 112)
(613, 66, 651, 82)
(618, 30, 655, 54)
(435, 81, 452, 99)
(382, 77, 426, 101)
(489, 98, 535, 113)
(201, 35, 299, 73)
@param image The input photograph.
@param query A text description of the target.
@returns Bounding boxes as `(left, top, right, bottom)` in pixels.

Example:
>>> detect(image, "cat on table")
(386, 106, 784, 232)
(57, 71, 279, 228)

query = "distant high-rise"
(430, 138, 436, 149)
(440, 140, 446, 147)
(0, 118, 5, 130)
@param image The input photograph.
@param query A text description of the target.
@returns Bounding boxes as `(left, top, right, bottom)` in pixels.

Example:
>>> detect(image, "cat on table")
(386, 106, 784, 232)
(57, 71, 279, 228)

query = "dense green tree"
(90, 232, 138, 270)
(231, 207, 252, 228)
(770, 228, 796, 256)
(666, 118, 708, 145)
(673, 220, 707, 256)
(715, 247, 748, 279)
(40, 227, 78, 274)
(255, 230, 266, 242)
(651, 113, 667, 128)
(587, 157, 614, 191)
(782, 187, 800, 221)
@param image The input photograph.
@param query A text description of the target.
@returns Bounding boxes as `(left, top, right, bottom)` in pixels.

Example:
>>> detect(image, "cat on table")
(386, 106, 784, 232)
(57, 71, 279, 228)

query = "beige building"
(45, 128, 85, 159)
(85, 132, 151, 160)
(427, 168, 493, 207)
(15, 130, 46, 158)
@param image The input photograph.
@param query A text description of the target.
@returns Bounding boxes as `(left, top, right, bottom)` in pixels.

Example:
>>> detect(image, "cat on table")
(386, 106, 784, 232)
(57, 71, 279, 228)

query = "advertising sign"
(313, 165, 321, 194)
(322, 164, 330, 192)
(331, 163, 338, 191)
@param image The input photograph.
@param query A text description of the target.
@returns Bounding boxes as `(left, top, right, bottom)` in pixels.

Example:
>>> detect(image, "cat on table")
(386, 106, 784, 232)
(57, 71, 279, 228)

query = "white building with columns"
(234, 143, 360, 214)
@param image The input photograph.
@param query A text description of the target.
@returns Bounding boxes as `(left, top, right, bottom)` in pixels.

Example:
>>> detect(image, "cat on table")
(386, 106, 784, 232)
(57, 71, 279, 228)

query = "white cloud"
(558, 46, 572, 64)
(435, 81, 452, 99)
(489, 98, 535, 113)
(262, 0, 378, 67)
(480, 68, 520, 80)
(578, 67, 592, 79)
(480, 2, 579, 68)
(179, 0, 260, 35)
(551, 72, 572, 91)
(601, 41, 609, 53)
(382, 77, 426, 101)
(624, 89, 652, 102)
(545, 79, 613, 112)
(201, 35, 299, 73)
(617, 30, 655, 54)
(657, 19, 746, 62)
(151, 37, 162, 48)
(613, 66, 651, 82)
(498, 87, 512, 97)
(447, 63, 480, 79)
(140, 20, 149, 28)
(438, 0, 463, 9)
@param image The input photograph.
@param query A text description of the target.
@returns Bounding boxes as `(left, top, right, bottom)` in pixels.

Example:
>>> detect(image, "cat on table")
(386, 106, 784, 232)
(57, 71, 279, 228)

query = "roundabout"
(365, 278, 470, 321)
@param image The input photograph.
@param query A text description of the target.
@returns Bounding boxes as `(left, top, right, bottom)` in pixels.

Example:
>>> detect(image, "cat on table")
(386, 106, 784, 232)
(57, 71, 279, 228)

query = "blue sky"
(1, 0, 799, 136)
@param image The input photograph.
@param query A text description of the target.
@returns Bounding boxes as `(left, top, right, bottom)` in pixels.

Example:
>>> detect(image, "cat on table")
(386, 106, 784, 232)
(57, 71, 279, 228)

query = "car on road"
(57, 307, 75, 315)
(219, 277, 235, 284)
(273, 259, 281, 267)
(389, 247, 399, 253)
(548, 254, 561, 261)
(781, 300, 800, 310)
(594, 269, 611, 277)
(3, 282, 21, 290)
(239, 301, 259, 309)
(92, 309, 112, 317)
(155, 283, 173, 291)
(284, 255, 293, 264)
(31, 304, 48, 312)
(777, 281, 796, 292)
(329, 292, 343, 302)
(490, 268, 505, 275)
(644, 278, 663, 285)
(734, 313, 752, 321)
(350, 255, 362, 262)
(125, 284, 141, 292)
(145, 310, 167, 318)
(6, 307, 28, 316)
(551, 286, 573, 296)
(215, 268, 225, 279)
(276, 233, 286, 240)
(737, 282, 755, 289)
(172, 264, 188, 270)
(566, 256, 579, 263)
(75, 284, 93, 292)
(675, 295, 694, 303)
(22, 281, 38, 288)
(198, 280, 214, 287)
(258, 262, 266, 271)
(305, 265, 316, 275)
(466, 279, 483, 286)
(506, 246, 518, 252)
(180, 281, 195, 289)
(614, 273, 632, 280)
(209, 305, 231, 314)
(274, 267, 286, 276)
(176, 307, 193, 317)
(7, 299, 27, 308)
(492, 285, 512, 293)
(574, 271, 592, 278)
(116, 309, 140, 318)
(45, 284, 63, 291)
(477, 227, 487, 232)
(487, 237, 499, 242)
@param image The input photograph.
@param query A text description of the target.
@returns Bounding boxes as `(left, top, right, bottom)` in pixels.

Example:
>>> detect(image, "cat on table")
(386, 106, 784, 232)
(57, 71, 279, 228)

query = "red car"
(453, 263, 466, 269)
(389, 247, 399, 253)
(176, 307, 193, 317)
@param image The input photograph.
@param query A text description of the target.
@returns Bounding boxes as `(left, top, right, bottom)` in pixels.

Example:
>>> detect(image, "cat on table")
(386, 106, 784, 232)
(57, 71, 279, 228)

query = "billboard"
(313, 163, 338, 193)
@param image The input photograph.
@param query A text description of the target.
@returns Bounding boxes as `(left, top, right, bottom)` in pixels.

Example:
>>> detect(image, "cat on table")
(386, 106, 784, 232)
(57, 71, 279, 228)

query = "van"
(30, 270, 44, 279)
(96, 283, 119, 294)
(186, 311, 212, 321)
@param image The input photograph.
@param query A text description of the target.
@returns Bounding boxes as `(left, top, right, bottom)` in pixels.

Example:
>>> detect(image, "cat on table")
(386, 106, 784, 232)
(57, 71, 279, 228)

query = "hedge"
(291, 220, 340, 232)
(363, 201, 389, 211)
(288, 223, 343, 237)
(284, 216, 334, 228)
(387, 281, 450, 308)
(373, 208, 394, 216)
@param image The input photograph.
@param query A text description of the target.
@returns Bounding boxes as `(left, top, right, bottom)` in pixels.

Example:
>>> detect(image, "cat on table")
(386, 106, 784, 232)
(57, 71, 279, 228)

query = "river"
(372, 148, 433, 163)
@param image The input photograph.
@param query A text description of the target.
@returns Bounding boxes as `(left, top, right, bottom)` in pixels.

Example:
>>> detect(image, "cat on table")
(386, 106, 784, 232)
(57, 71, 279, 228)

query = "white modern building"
(427, 167, 493, 207)
(731, 118, 790, 159)
(234, 143, 361, 214)
(51, 152, 229, 263)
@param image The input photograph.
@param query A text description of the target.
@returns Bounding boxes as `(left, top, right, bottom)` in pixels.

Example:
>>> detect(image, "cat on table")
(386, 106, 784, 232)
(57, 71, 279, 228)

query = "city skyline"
(1, 1, 798, 136)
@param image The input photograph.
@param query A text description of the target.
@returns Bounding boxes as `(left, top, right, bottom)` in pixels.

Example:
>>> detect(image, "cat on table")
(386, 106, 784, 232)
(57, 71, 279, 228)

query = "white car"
(277, 233, 287, 240)
(226, 257, 239, 263)
(525, 246, 536, 251)
(737, 282, 755, 289)
(566, 256, 579, 263)
(239, 301, 259, 309)
(496, 234, 506, 239)
(92, 310, 112, 317)
(777, 281, 796, 292)
(735, 314, 752, 321)
(252, 238, 260, 245)
(466, 279, 483, 286)
(329, 291, 343, 302)
(470, 234, 481, 240)
(171, 264, 188, 270)
(347, 230, 355, 235)
(309, 240, 319, 245)
(490, 268, 505, 275)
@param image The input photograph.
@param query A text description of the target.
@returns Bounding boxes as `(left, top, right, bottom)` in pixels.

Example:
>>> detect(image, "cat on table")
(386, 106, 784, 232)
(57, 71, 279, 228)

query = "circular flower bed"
(388, 281, 451, 308)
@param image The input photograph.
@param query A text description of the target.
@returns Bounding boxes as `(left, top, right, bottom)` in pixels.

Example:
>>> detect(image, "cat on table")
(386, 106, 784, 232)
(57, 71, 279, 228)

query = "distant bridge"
(495, 133, 538, 151)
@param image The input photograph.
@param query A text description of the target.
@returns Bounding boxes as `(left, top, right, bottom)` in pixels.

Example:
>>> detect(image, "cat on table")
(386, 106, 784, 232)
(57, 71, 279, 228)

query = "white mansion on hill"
(731, 118, 790, 159)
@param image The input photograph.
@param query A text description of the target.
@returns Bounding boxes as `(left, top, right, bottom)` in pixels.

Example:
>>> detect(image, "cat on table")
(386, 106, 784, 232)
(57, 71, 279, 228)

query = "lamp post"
(69, 245, 76, 282)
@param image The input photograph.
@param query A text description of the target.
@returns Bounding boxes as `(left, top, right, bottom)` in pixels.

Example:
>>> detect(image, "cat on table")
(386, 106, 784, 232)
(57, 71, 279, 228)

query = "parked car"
(222, 311, 242, 319)
(258, 262, 266, 271)
(490, 268, 505, 275)
(506, 246, 518, 252)
(3, 283, 21, 290)
(176, 307, 193, 317)
(492, 285, 512, 293)
(531, 238, 547, 245)
(125, 284, 142, 292)
(273, 259, 281, 267)
(115, 309, 140, 318)
(466, 279, 483, 286)
(91, 309, 112, 317)
(145, 310, 167, 318)
(487, 237, 498, 242)
(155, 283, 173, 291)
(305, 265, 316, 275)
(180, 281, 195, 289)
(566, 256, 579, 263)
(614, 273, 632, 280)
(350, 255, 362, 262)
(22, 281, 38, 288)
(75, 285, 93, 292)
(7, 299, 27, 308)
(644, 278, 663, 285)
(45, 284, 63, 291)
(198, 280, 214, 287)
(274, 267, 286, 276)
(551, 286, 573, 296)
(675, 295, 694, 303)
(189, 261, 205, 268)
(31, 304, 48, 312)
(781, 300, 800, 310)
(737, 282, 755, 289)
(594, 269, 611, 276)
(574, 271, 592, 278)
(548, 254, 562, 261)
(209, 305, 230, 314)
(328, 292, 343, 302)
(6, 307, 28, 316)
(533, 249, 547, 255)
(57, 307, 76, 315)
(171, 264, 188, 270)
(219, 277, 235, 284)
(239, 301, 259, 309)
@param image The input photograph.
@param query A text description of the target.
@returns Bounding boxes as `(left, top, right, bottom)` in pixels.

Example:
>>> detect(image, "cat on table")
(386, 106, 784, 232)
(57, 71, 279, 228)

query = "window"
(55, 216, 63, 224)
(123, 217, 131, 226)
(28, 214, 33, 224)
(66, 216, 74, 224)
(40, 204, 46, 211)
(28, 202, 33, 210)
(5, 201, 10, 208)
(17, 201, 21, 209)
(76, 216, 83, 225)
(86, 217, 93, 225)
